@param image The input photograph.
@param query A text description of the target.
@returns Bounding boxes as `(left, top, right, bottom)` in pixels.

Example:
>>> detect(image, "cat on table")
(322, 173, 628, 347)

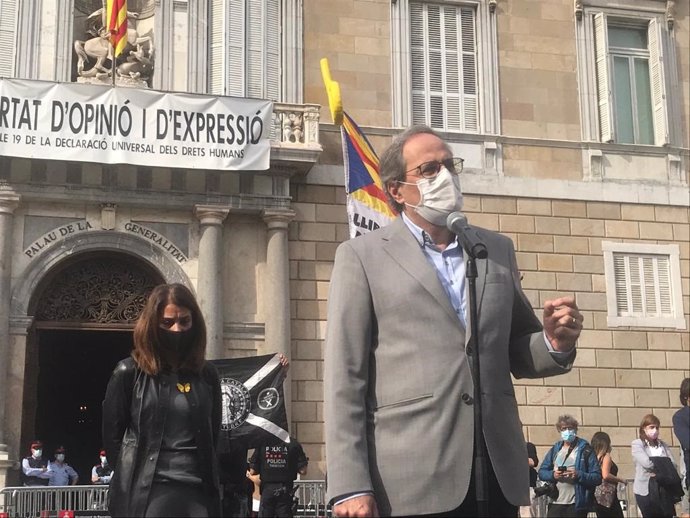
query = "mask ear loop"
(397, 178, 428, 211)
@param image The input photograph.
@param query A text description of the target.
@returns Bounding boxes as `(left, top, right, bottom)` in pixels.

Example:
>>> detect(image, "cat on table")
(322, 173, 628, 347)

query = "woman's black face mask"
(158, 327, 195, 355)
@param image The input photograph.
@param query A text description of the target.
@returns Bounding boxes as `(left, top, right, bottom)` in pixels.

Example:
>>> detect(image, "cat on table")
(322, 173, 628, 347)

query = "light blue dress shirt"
(401, 213, 467, 328)
(48, 461, 78, 486)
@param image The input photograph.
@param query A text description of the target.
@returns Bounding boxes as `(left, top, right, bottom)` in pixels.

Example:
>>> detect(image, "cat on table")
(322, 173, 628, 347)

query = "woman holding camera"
(538, 415, 602, 518)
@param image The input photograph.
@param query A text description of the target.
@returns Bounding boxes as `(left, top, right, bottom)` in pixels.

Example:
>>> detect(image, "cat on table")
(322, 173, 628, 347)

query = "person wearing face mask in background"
(632, 414, 682, 518)
(538, 415, 601, 518)
(325, 125, 584, 517)
(102, 283, 222, 517)
(48, 446, 79, 486)
(92, 449, 114, 484)
(21, 440, 52, 486)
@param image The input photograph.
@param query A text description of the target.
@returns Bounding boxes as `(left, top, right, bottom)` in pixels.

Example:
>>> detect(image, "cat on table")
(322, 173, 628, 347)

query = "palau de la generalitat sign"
(0, 78, 273, 170)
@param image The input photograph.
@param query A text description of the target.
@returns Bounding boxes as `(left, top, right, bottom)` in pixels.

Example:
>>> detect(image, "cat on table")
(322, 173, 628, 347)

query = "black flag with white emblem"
(212, 353, 290, 448)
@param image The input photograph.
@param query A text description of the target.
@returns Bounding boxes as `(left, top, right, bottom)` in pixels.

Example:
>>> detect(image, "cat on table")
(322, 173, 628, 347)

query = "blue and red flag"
(341, 112, 396, 238)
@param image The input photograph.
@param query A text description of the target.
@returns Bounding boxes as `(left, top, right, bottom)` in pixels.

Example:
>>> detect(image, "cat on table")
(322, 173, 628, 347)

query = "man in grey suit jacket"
(324, 126, 583, 517)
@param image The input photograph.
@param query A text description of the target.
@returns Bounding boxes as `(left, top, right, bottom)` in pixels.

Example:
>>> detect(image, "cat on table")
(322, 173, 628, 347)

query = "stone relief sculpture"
(282, 112, 304, 143)
(73, 0, 155, 87)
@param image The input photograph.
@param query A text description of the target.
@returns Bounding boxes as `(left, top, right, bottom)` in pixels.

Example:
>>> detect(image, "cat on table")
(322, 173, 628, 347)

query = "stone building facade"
(0, 0, 688, 490)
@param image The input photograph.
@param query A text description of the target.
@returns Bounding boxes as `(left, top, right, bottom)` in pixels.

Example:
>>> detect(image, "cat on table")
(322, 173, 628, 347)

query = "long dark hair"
(132, 283, 207, 375)
(591, 431, 611, 461)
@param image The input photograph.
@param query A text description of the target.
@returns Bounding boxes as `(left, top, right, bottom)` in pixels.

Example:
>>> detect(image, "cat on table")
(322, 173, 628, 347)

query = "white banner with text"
(0, 78, 272, 170)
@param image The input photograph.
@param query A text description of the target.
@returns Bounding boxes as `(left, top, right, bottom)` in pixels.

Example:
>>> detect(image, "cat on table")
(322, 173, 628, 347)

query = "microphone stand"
(464, 241, 489, 517)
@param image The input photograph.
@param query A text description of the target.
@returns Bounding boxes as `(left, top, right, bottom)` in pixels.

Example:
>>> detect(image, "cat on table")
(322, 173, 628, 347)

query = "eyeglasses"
(406, 157, 464, 179)
(159, 316, 192, 329)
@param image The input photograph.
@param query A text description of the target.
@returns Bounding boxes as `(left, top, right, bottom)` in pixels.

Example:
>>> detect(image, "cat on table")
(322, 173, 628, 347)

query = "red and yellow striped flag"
(107, 0, 128, 57)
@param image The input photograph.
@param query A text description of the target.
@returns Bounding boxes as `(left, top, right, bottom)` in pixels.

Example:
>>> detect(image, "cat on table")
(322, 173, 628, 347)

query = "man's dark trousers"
(259, 482, 294, 518)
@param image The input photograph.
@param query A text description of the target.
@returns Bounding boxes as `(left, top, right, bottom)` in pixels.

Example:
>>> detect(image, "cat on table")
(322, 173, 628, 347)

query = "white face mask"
(100, 456, 107, 464)
(56, 454, 65, 462)
(400, 167, 464, 226)
(32, 449, 42, 458)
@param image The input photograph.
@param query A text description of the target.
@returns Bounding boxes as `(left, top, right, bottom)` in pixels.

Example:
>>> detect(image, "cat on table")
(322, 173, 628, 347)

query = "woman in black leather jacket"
(103, 283, 222, 517)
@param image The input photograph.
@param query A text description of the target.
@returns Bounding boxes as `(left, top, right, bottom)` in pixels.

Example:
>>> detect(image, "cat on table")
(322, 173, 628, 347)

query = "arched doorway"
(25, 252, 163, 482)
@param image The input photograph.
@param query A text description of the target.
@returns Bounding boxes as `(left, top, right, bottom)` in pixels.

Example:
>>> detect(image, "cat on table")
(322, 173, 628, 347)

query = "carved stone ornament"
(666, 0, 675, 29)
(35, 256, 160, 324)
(73, 0, 156, 87)
(574, 0, 583, 20)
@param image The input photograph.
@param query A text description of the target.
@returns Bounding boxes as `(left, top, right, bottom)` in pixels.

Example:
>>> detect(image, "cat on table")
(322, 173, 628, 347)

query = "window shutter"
(657, 256, 672, 315)
(647, 18, 669, 146)
(227, 0, 246, 97)
(593, 13, 614, 142)
(460, 7, 478, 132)
(246, 0, 263, 98)
(613, 254, 628, 314)
(209, 0, 227, 95)
(427, 5, 444, 128)
(409, 2, 478, 133)
(614, 253, 673, 318)
(410, 2, 428, 126)
(265, 0, 280, 101)
(0, 0, 17, 77)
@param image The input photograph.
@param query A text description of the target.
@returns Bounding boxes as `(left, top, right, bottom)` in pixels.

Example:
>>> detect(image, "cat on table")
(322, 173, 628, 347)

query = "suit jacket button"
(461, 393, 474, 405)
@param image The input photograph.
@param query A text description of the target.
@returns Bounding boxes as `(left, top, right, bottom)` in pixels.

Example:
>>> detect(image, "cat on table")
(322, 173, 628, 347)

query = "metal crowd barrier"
(0, 481, 329, 518)
(533, 478, 641, 518)
(293, 480, 331, 518)
(0, 485, 109, 518)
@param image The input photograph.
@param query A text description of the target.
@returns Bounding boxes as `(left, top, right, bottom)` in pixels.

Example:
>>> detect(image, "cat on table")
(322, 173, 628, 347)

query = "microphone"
(447, 212, 488, 259)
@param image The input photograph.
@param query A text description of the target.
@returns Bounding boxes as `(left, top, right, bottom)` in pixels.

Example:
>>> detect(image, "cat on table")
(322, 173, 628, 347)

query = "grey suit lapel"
(382, 218, 461, 326)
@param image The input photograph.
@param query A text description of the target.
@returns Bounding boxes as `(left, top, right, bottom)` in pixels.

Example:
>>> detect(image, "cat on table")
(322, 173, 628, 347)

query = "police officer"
(249, 437, 308, 518)
(48, 446, 79, 486)
(21, 440, 51, 486)
(92, 449, 114, 485)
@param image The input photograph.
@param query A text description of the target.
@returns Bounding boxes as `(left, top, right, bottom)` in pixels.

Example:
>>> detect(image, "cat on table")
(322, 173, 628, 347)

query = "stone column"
(0, 183, 20, 454)
(195, 205, 229, 360)
(2, 317, 33, 489)
(262, 209, 295, 426)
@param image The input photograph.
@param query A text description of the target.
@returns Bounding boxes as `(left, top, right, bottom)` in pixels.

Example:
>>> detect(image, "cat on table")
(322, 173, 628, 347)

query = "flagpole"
(111, 38, 116, 87)
(106, 0, 116, 87)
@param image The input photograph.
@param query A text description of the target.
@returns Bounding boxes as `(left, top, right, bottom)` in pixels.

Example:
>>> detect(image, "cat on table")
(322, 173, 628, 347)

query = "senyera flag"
(342, 112, 396, 238)
(212, 354, 290, 448)
(107, 0, 128, 57)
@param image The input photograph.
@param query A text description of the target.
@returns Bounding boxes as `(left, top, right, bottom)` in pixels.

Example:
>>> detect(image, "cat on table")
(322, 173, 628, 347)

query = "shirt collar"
(401, 212, 458, 251)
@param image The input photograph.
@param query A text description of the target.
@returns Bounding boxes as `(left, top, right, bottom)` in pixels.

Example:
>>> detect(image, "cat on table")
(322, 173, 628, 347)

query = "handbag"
(594, 481, 616, 508)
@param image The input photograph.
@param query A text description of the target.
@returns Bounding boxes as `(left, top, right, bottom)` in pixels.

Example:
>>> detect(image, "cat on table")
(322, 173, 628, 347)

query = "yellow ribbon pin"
(176, 382, 191, 393)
